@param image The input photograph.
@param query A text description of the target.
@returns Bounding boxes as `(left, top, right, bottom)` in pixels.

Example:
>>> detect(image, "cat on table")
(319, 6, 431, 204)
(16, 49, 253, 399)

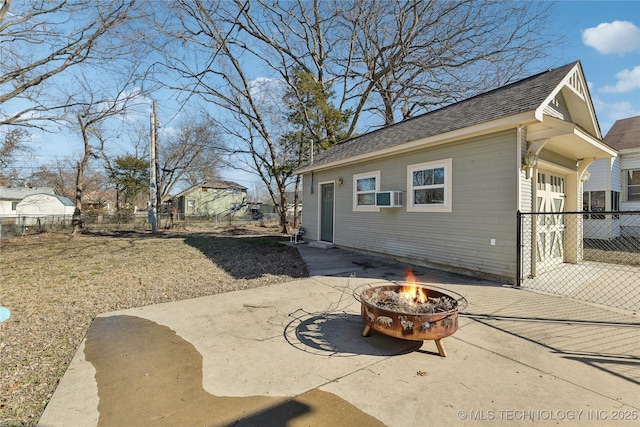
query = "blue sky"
(550, 1, 640, 134)
(18, 1, 640, 188)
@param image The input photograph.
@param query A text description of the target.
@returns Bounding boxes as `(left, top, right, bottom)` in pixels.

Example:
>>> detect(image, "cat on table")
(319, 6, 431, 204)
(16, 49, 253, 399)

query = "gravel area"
(0, 227, 308, 426)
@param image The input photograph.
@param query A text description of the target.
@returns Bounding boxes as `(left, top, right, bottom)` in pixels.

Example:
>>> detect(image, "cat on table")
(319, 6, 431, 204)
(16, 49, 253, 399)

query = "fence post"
(516, 210, 521, 287)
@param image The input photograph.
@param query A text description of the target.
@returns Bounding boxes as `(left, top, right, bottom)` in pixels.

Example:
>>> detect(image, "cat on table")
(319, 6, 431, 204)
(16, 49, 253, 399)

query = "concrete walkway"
(39, 244, 640, 426)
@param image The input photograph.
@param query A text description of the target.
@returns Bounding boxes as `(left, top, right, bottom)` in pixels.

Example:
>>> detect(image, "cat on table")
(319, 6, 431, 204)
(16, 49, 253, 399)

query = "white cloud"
(582, 21, 640, 54)
(592, 96, 640, 134)
(600, 66, 640, 93)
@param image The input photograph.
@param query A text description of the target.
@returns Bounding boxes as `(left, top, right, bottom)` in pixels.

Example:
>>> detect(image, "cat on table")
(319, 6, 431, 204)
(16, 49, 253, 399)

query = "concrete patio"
(38, 244, 640, 426)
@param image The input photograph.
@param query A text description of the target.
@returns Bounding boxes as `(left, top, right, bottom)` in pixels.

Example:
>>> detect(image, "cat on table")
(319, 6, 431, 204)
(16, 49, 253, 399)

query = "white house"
(15, 193, 75, 225)
(296, 61, 615, 283)
(583, 115, 640, 239)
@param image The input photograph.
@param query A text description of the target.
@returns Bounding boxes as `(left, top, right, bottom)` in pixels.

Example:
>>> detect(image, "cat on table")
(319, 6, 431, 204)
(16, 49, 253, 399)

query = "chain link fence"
(0, 212, 282, 238)
(1, 214, 74, 238)
(517, 211, 640, 311)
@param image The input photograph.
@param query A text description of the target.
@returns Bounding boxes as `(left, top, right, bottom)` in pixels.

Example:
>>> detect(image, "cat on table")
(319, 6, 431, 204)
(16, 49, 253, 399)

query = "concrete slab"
(38, 248, 640, 427)
(308, 241, 335, 250)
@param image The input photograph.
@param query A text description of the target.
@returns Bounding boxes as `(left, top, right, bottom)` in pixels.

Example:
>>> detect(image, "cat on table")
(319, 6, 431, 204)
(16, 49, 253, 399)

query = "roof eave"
(535, 62, 602, 140)
(534, 117, 617, 160)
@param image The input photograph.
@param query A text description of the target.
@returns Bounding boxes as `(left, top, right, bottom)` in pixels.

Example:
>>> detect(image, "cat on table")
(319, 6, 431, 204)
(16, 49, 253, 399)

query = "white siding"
(301, 174, 320, 240)
(543, 92, 571, 121)
(301, 129, 520, 282)
(612, 157, 622, 190)
(620, 152, 640, 170)
(584, 158, 613, 191)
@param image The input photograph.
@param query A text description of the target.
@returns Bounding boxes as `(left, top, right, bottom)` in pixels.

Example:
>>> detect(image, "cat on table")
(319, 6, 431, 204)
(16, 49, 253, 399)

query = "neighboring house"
(15, 193, 75, 225)
(174, 180, 248, 217)
(296, 61, 616, 284)
(0, 186, 56, 216)
(583, 115, 640, 239)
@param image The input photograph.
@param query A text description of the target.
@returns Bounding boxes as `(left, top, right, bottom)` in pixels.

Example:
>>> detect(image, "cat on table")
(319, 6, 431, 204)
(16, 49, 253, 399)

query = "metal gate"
(517, 211, 640, 311)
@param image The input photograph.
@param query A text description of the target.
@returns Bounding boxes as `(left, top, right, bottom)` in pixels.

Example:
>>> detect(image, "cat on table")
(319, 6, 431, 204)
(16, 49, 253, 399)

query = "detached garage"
(296, 61, 616, 283)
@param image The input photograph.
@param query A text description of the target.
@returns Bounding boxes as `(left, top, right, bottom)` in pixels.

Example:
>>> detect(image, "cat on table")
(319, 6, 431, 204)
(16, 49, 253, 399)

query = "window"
(627, 170, 640, 201)
(187, 200, 195, 213)
(353, 171, 380, 211)
(11, 201, 18, 211)
(583, 191, 605, 219)
(407, 159, 452, 212)
(612, 191, 620, 211)
(612, 191, 620, 219)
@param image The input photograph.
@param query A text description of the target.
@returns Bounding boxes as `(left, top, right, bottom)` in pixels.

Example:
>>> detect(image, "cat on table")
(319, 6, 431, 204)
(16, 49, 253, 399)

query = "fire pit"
(355, 278, 466, 357)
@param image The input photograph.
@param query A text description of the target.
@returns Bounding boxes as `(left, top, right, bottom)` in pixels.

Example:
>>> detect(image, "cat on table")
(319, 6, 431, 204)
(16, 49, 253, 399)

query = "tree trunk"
(278, 181, 289, 234)
(71, 160, 86, 236)
(293, 175, 301, 230)
(72, 115, 91, 236)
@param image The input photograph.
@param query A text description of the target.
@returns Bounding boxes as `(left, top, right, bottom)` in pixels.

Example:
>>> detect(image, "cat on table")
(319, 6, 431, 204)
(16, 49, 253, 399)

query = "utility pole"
(149, 100, 158, 234)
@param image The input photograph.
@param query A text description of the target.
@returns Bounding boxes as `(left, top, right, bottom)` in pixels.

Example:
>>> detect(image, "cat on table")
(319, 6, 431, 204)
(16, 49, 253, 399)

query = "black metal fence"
(517, 211, 640, 312)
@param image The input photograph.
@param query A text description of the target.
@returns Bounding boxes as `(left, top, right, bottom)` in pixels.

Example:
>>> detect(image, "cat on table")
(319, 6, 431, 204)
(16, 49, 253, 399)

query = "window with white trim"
(407, 159, 452, 212)
(627, 169, 640, 201)
(353, 171, 380, 211)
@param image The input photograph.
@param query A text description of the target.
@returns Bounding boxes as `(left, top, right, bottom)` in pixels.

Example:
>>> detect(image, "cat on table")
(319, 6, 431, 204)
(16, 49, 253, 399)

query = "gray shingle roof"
(306, 61, 579, 169)
(174, 180, 248, 198)
(202, 180, 247, 191)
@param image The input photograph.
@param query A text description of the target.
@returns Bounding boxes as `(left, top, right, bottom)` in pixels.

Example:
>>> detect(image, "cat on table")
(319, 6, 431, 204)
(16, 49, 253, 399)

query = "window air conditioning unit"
(376, 191, 402, 207)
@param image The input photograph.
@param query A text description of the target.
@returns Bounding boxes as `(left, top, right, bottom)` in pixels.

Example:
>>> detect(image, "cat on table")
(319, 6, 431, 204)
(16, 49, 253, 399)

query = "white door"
(536, 171, 566, 272)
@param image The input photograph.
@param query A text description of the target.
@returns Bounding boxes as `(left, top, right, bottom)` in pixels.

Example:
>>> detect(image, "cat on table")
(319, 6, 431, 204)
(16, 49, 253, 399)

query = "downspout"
(517, 126, 523, 211)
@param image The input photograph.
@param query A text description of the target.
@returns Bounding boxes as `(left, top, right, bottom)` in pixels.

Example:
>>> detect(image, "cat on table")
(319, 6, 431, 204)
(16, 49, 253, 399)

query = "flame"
(405, 269, 417, 284)
(400, 269, 427, 304)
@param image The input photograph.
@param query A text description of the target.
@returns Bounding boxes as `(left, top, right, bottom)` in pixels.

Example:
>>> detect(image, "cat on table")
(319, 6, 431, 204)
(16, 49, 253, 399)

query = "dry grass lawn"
(0, 227, 307, 426)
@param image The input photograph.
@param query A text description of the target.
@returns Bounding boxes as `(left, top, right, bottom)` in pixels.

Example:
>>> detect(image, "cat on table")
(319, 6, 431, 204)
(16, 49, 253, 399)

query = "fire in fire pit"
(356, 271, 467, 357)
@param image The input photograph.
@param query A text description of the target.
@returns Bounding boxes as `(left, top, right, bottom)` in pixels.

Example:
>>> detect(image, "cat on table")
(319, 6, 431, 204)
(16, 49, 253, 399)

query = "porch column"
(564, 171, 580, 264)
(565, 158, 594, 263)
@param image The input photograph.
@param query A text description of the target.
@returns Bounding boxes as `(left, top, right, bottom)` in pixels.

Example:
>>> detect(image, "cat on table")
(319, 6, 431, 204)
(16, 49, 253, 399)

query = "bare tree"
(153, 0, 555, 232)
(0, 1, 141, 129)
(0, 127, 28, 171)
(224, 0, 554, 133)
(29, 159, 77, 198)
(340, 0, 555, 128)
(158, 114, 224, 198)
(66, 71, 148, 235)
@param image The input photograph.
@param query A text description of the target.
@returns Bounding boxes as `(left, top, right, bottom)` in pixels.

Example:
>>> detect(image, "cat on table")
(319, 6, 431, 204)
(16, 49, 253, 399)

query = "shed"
(15, 193, 75, 225)
(295, 61, 616, 283)
(0, 186, 56, 216)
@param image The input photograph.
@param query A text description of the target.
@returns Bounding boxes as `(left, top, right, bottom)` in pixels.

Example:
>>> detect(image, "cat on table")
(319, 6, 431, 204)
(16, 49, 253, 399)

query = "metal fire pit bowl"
(355, 283, 467, 357)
